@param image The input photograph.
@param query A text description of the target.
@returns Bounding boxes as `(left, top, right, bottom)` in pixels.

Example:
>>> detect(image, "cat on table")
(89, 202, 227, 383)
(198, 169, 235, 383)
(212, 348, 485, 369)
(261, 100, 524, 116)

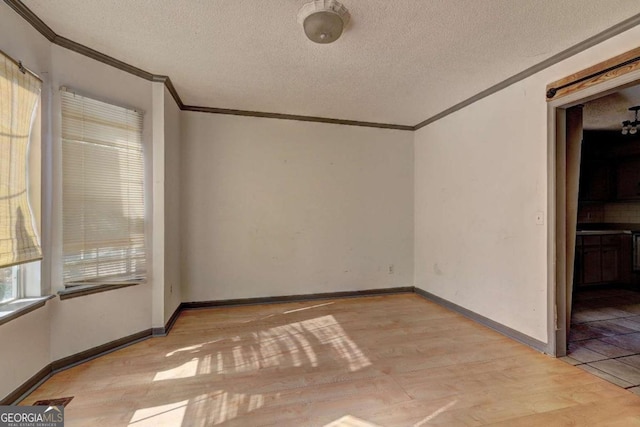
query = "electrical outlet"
(388, 264, 394, 274)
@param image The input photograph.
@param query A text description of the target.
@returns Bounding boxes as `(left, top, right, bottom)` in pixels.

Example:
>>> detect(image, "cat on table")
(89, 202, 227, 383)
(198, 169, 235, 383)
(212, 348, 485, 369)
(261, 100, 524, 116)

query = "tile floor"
(564, 286, 640, 394)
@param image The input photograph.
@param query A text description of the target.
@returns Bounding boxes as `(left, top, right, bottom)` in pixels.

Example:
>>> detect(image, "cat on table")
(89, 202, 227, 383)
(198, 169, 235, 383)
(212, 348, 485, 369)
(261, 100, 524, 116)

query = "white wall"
(0, 4, 51, 77)
(414, 24, 640, 344)
(181, 113, 414, 301)
(47, 287, 151, 361)
(0, 307, 50, 400)
(164, 88, 182, 321)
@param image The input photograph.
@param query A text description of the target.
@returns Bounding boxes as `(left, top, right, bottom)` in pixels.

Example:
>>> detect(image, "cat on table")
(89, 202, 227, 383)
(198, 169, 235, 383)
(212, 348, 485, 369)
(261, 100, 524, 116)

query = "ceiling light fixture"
(622, 106, 640, 135)
(298, 0, 350, 44)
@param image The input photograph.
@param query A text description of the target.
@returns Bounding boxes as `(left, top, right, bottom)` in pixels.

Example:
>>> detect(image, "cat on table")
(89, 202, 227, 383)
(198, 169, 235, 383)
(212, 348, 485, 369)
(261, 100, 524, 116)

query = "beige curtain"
(0, 51, 42, 268)
(565, 106, 583, 337)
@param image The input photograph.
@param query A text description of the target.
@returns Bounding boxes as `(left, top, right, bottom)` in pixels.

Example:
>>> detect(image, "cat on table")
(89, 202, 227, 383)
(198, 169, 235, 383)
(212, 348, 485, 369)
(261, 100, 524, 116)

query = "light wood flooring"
(22, 294, 640, 426)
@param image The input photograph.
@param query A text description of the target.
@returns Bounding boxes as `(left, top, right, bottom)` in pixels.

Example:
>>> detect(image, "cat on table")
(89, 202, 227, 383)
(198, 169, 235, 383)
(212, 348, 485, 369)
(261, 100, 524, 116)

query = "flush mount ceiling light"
(298, 0, 350, 44)
(622, 106, 640, 135)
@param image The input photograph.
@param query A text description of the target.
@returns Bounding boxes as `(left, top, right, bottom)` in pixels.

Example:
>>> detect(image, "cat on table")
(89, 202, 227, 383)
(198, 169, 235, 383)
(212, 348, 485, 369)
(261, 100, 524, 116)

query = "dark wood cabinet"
(574, 234, 632, 287)
(580, 162, 613, 201)
(582, 244, 602, 284)
(601, 246, 619, 282)
(578, 131, 640, 202)
(615, 158, 640, 200)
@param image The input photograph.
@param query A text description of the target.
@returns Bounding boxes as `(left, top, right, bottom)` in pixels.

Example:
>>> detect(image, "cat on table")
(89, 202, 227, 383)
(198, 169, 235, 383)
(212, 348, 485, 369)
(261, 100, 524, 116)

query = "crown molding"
(5, 0, 640, 132)
(54, 34, 156, 81)
(183, 105, 414, 130)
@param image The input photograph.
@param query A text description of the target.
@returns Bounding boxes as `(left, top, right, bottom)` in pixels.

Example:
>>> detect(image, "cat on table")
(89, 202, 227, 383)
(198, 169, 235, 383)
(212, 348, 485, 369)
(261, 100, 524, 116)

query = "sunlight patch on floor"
(128, 399, 188, 426)
(165, 339, 221, 357)
(413, 399, 458, 427)
(198, 314, 373, 373)
(243, 314, 371, 371)
(189, 391, 265, 425)
(283, 301, 335, 314)
(153, 358, 198, 381)
(304, 315, 371, 371)
(159, 314, 370, 378)
(324, 415, 383, 427)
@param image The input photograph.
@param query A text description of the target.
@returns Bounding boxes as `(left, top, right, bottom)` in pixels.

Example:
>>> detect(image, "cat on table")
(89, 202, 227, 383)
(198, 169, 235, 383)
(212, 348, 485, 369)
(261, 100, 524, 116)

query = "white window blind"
(62, 89, 146, 285)
(0, 51, 42, 268)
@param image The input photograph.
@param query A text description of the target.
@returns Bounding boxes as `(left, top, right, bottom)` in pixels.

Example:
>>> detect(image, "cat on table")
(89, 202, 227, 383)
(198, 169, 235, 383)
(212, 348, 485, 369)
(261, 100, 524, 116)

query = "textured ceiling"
(22, 0, 640, 126)
(584, 85, 640, 131)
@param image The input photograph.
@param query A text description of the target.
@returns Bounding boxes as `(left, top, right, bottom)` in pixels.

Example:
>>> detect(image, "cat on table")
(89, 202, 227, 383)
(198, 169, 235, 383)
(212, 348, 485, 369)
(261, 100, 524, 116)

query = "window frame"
(60, 87, 147, 290)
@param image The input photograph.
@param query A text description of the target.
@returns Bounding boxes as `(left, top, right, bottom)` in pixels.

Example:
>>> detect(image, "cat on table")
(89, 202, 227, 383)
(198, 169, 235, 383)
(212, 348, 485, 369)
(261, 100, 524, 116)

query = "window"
(61, 89, 146, 286)
(0, 266, 18, 304)
(0, 262, 39, 304)
(0, 51, 42, 304)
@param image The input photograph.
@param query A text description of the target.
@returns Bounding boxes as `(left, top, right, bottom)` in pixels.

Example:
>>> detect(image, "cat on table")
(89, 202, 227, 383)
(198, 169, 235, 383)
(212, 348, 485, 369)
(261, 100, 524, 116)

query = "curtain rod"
(0, 48, 42, 83)
(546, 54, 640, 99)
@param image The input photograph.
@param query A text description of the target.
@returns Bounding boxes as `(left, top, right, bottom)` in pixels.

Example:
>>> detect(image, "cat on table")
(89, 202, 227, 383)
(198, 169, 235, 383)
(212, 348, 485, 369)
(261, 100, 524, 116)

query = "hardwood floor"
(22, 294, 640, 426)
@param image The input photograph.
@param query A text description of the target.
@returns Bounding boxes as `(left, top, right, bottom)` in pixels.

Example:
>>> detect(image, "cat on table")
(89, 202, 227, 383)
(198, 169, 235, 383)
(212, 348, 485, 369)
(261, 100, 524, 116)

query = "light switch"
(536, 211, 544, 225)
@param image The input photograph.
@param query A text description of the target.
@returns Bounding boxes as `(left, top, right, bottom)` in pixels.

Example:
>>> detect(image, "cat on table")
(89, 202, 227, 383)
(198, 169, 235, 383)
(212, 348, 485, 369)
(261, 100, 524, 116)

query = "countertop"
(577, 223, 640, 233)
(576, 230, 632, 235)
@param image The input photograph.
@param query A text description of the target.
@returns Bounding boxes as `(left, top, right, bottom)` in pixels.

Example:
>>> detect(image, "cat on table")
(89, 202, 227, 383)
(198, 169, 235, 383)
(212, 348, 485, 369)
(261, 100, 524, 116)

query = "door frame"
(548, 68, 640, 356)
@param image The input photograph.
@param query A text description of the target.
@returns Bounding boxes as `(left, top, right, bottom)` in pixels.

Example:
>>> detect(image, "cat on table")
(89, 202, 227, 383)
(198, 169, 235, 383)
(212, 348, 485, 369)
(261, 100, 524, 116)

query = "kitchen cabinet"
(579, 162, 613, 202)
(601, 244, 619, 282)
(578, 132, 640, 202)
(581, 243, 601, 284)
(616, 158, 640, 200)
(574, 233, 632, 287)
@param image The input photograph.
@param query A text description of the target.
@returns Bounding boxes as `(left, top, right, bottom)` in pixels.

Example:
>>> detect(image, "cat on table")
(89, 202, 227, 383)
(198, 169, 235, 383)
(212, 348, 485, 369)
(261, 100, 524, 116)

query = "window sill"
(58, 282, 143, 300)
(0, 295, 55, 327)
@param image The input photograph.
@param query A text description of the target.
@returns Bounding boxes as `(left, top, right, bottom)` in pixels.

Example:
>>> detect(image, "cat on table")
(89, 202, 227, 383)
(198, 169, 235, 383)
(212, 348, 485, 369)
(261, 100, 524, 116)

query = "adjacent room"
(565, 85, 640, 385)
(2, 0, 640, 425)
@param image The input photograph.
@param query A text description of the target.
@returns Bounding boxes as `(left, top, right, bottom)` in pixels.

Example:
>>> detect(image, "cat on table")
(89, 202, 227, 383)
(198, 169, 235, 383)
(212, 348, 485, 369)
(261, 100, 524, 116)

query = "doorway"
(562, 87, 640, 390)
(549, 67, 640, 361)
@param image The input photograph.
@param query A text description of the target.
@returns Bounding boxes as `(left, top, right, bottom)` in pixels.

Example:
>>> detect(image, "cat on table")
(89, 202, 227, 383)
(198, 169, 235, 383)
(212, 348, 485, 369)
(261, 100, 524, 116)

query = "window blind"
(61, 89, 146, 285)
(0, 51, 42, 268)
